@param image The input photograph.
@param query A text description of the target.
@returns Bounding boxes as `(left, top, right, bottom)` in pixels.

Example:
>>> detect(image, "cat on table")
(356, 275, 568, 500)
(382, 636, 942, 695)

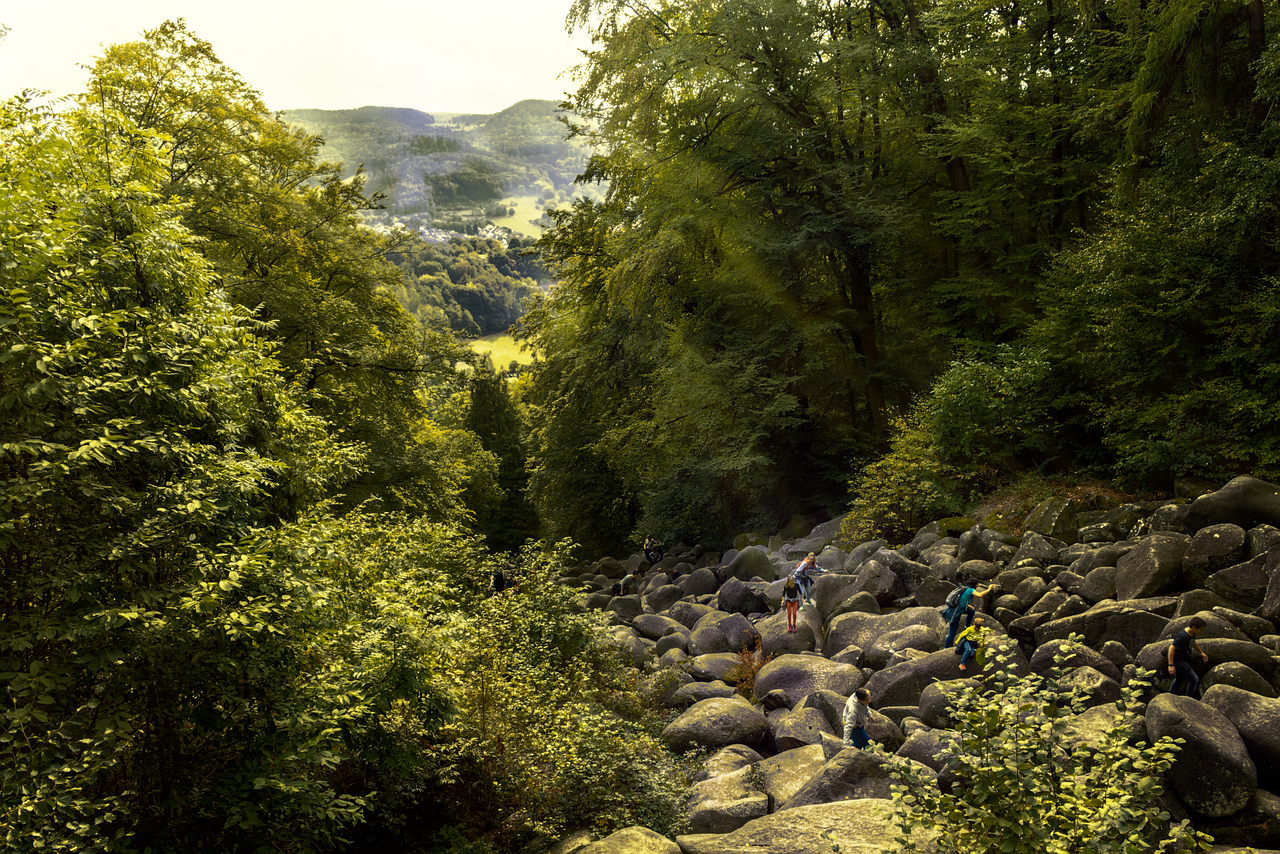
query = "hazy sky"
(0, 1, 590, 114)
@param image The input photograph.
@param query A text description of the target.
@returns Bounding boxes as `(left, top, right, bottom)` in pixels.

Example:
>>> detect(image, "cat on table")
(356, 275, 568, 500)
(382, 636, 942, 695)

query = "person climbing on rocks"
(1168, 616, 1209, 698)
(943, 579, 994, 648)
(782, 574, 802, 632)
(842, 688, 876, 749)
(793, 552, 828, 610)
(954, 616, 988, 671)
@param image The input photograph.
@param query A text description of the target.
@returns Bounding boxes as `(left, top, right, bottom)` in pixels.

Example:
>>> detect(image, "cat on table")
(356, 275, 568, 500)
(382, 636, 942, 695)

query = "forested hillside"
(284, 100, 600, 224)
(4, 2, 1280, 854)
(521, 0, 1280, 554)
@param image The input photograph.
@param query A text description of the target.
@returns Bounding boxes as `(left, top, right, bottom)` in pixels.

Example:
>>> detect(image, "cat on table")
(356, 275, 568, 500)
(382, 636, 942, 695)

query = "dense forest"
(522, 0, 1280, 554)
(2, 0, 1279, 852)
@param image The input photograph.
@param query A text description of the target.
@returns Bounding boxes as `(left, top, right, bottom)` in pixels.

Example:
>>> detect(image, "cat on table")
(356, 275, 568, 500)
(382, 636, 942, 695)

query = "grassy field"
(470, 332, 535, 368)
(492, 196, 544, 238)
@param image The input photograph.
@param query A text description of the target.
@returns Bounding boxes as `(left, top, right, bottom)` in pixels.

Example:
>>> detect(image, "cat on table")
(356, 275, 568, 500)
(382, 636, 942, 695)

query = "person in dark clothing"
(1168, 616, 1209, 697)
(943, 580, 994, 648)
(643, 536, 663, 566)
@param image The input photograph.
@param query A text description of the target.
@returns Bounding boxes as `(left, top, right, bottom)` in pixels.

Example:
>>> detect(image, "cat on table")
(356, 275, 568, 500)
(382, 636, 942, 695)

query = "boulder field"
(554, 476, 1280, 854)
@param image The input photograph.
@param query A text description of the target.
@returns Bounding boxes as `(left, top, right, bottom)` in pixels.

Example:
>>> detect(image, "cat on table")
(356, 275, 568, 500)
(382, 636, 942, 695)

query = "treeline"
(386, 236, 546, 336)
(519, 0, 1280, 555)
(0, 21, 680, 854)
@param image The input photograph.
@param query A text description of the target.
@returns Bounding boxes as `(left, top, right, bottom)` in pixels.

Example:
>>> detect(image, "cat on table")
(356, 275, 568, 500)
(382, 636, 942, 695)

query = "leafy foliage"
(885, 635, 1213, 854)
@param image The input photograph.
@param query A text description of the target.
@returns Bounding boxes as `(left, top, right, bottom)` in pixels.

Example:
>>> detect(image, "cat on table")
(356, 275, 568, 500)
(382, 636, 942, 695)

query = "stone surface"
(1183, 476, 1280, 532)
(1113, 533, 1190, 601)
(1203, 684, 1280, 791)
(675, 799, 906, 854)
(1145, 693, 1257, 817)
(578, 826, 680, 854)
(753, 654, 865, 706)
(781, 747, 900, 808)
(661, 696, 772, 753)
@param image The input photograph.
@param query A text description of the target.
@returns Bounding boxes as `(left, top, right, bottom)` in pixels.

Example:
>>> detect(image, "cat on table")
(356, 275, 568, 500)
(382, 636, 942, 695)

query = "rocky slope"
(557, 476, 1280, 854)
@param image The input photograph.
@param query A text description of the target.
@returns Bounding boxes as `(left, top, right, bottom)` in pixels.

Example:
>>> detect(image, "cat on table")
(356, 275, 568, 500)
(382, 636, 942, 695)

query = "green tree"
(0, 94, 369, 852)
(84, 19, 495, 521)
(465, 355, 540, 551)
(884, 636, 1212, 854)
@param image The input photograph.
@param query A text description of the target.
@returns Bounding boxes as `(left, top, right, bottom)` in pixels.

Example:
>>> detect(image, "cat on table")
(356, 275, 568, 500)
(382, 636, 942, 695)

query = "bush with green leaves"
(841, 405, 968, 544)
(418, 540, 693, 850)
(883, 635, 1212, 854)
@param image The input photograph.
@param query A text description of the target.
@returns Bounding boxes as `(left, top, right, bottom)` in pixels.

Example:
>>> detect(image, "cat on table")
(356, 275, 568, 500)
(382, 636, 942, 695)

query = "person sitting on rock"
(842, 688, 875, 749)
(1168, 616, 1209, 698)
(782, 575, 802, 632)
(954, 616, 988, 671)
(944, 580, 994, 648)
(793, 552, 827, 610)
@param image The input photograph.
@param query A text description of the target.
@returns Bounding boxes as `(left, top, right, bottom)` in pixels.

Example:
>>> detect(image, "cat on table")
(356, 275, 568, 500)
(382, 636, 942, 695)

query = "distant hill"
(282, 100, 601, 228)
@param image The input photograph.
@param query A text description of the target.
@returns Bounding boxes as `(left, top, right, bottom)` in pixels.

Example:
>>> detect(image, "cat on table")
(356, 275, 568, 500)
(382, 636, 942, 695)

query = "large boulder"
(1113, 533, 1190, 601)
(644, 584, 686, 614)
(675, 800, 903, 854)
(825, 607, 948, 658)
(680, 568, 721, 597)
(1034, 601, 1169, 655)
(1183, 476, 1280, 532)
(864, 624, 943, 671)
(669, 600, 716, 630)
(1024, 496, 1079, 544)
(773, 707, 834, 752)
(1198, 789, 1280, 850)
(661, 696, 772, 753)
(757, 611, 818, 657)
(1260, 546, 1280, 623)
(724, 546, 777, 583)
(577, 826, 680, 854)
(1182, 523, 1248, 587)
(631, 614, 690, 642)
(753, 654, 865, 706)
(686, 765, 769, 834)
(1203, 684, 1280, 790)
(1028, 638, 1122, 683)
(754, 743, 828, 808)
(690, 611, 761, 656)
(864, 640, 1027, 708)
(781, 748, 901, 808)
(1206, 555, 1272, 609)
(849, 558, 907, 606)
(688, 652, 746, 684)
(717, 577, 771, 617)
(810, 573, 866, 622)
(1145, 693, 1257, 817)
(670, 680, 739, 707)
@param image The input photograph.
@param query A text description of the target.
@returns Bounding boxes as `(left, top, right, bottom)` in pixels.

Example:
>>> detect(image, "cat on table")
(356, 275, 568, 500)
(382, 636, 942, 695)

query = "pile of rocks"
(553, 476, 1280, 854)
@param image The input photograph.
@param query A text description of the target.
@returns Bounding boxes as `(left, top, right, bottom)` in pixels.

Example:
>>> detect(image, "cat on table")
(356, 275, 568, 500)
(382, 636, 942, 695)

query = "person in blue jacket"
(943, 580, 994, 648)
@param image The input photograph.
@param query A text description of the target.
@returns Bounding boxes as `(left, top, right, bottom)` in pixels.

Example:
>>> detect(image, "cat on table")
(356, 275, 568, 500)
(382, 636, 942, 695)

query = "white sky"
(0, 1, 590, 114)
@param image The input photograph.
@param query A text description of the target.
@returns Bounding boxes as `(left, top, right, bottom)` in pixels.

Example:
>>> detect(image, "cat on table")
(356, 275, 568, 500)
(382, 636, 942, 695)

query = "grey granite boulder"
(1203, 684, 1280, 790)
(670, 680, 739, 707)
(643, 584, 686, 614)
(1034, 601, 1169, 656)
(686, 765, 769, 833)
(756, 610, 817, 657)
(1183, 476, 1280, 532)
(825, 607, 948, 659)
(661, 696, 772, 753)
(773, 707, 834, 752)
(753, 654, 865, 706)
(1024, 496, 1079, 544)
(754, 743, 828, 809)
(1113, 532, 1190, 601)
(1145, 693, 1257, 817)
(688, 652, 746, 684)
(864, 639, 1027, 708)
(577, 826, 680, 854)
(690, 611, 761, 656)
(867, 624, 944, 672)
(1206, 555, 1271, 609)
(724, 546, 777, 582)
(1200, 661, 1276, 699)
(675, 799, 901, 854)
(632, 613, 690, 642)
(669, 599, 715, 630)
(1028, 637, 1122, 682)
(1182, 523, 1248, 587)
(781, 748, 900, 808)
(716, 577, 770, 616)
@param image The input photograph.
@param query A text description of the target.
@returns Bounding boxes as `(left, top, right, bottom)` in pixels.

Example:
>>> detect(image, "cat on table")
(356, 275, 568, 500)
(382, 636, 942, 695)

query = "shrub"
(883, 634, 1212, 854)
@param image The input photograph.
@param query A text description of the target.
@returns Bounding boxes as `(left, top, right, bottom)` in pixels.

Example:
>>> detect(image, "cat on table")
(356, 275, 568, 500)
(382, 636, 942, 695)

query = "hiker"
(782, 575, 802, 632)
(619, 568, 642, 597)
(643, 536, 663, 566)
(842, 688, 875, 749)
(944, 580, 994, 648)
(954, 616, 988, 671)
(1168, 616, 1210, 698)
(793, 553, 828, 609)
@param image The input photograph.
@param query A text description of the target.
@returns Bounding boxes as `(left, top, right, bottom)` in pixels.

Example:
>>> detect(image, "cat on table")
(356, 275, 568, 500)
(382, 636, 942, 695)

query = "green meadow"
(469, 332, 534, 368)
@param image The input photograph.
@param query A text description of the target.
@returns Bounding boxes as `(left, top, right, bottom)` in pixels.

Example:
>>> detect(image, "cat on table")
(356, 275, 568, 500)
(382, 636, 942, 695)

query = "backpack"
(944, 587, 963, 609)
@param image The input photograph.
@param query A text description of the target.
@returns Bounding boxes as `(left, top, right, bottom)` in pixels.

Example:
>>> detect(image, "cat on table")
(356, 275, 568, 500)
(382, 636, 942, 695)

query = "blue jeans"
(1170, 660, 1200, 698)
(843, 725, 871, 749)
(945, 606, 975, 647)
(958, 639, 978, 667)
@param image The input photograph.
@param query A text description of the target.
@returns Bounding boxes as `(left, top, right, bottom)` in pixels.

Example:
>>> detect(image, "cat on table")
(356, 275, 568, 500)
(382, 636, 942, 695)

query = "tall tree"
(83, 20, 496, 521)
